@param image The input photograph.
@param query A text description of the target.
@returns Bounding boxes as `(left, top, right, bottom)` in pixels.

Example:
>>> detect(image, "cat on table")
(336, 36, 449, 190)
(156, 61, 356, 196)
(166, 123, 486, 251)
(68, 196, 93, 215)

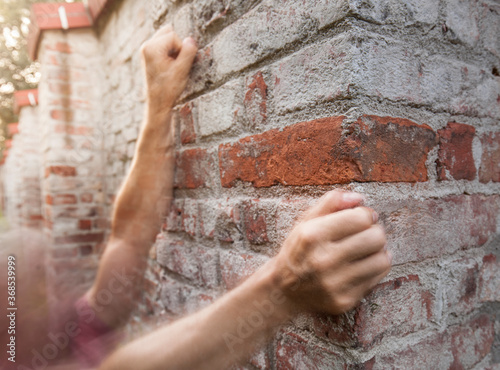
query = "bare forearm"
(111, 107, 175, 250)
(100, 259, 293, 370)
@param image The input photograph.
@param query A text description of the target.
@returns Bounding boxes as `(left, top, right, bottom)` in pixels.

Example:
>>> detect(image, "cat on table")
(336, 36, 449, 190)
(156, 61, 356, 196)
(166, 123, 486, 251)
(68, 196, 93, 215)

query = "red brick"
(54, 232, 104, 244)
(78, 219, 92, 230)
(243, 200, 270, 245)
(80, 193, 93, 203)
(160, 276, 216, 316)
(479, 132, 500, 183)
(156, 239, 218, 288)
(437, 122, 477, 180)
(276, 332, 346, 369)
(381, 195, 500, 264)
(164, 200, 184, 233)
(46, 42, 72, 54)
(47, 68, 85, 82)
(450, 315, 495, 369)
(198, 201, 241, 242)
(45, 166, 77, 177)
(5, 140, 12, 149)
(219, 115, 437, 187)
(31, 3, 92, 30)
(177, 103, 196, 145)
(479, 254, 500, 302)
(220, 250, 269, 290)
(49, 82, 72, 96)
(79, 245, 93, 256)
(54, 124, 93, 136)
(443, 257, 479, 315)
(244, 71, 268, 128)
(174, 148, 215, 189)
(373, 315, 494, 368)
(313, 275, 433, 349)
(46, 194, 77, 205)
(51, 109, 74, 122)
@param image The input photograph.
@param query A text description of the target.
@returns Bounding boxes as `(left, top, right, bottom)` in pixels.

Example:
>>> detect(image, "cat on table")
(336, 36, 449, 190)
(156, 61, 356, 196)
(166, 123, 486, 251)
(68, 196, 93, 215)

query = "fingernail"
(183, 37, 197, 47)
(372, 211, 379, 223)
(342, 192, 366, 203)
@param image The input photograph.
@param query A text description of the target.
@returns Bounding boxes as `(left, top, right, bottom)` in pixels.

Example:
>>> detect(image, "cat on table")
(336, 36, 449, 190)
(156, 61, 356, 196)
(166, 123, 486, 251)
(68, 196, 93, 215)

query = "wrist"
(244, 257, 298, 322)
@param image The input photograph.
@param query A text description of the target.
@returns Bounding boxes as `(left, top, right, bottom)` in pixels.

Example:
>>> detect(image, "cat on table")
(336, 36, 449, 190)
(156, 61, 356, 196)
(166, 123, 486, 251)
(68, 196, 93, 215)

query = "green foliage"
(0, 0, 79, 155)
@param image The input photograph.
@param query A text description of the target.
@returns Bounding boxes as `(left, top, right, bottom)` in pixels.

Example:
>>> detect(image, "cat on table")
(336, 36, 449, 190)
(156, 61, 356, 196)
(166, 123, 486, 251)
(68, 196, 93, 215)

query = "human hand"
(141, 25, 198, 110)
(273, 190, 391, 315)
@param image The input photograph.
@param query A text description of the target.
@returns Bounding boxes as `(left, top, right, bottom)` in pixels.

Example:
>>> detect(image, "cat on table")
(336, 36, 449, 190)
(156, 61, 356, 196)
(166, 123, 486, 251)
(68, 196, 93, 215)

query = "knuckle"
(333, 295, 357, 313)
(353, 207, 374, 229)
(370, 225, 387, 247)
(296, 223, 317, 247)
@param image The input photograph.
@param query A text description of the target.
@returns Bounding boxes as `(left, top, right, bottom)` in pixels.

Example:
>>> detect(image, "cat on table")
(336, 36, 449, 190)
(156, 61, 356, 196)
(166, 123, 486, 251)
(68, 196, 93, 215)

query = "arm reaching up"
(84, 26, 198, 329)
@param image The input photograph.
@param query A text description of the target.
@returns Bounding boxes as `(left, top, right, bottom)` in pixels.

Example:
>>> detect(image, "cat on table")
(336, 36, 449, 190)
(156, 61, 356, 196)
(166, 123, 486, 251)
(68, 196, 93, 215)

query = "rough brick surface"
(314, 275, 433, 349)
(437, 122, 477, 181)
(220, 115, 437, 187)
(381, 195, 500, 264)
(479, 132, 500, 183)
(2, 0, 499, 368)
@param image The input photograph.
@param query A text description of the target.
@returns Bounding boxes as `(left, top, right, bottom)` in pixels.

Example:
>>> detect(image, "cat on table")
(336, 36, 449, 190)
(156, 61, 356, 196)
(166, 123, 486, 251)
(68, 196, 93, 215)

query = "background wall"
(2, 0, 500, 368)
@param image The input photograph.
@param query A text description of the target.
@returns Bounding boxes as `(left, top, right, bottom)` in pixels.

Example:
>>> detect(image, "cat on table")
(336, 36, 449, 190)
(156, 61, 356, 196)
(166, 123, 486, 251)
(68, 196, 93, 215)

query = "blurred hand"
(274, 190, 392, 315)
(141, 25, 198, 109)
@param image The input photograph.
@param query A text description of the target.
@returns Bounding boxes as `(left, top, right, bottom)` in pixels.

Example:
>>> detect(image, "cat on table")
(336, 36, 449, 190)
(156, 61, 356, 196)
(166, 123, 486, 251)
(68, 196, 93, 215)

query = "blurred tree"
(0, 0, 79, 156)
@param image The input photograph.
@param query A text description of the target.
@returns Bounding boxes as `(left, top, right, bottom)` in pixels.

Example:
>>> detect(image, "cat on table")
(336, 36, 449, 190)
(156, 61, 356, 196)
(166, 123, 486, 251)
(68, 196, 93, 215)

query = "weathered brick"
(373, 331, 452, 368)
(220, 250, 269, 290)
(349, 0, 439, 25)
(78, 219, 92, 230)
(45, 166, 77, 177)
(49, 82, 72, 96)
(372, 315, 494, 368)
(479, 132, 500, 183)
(381, 195, 500, 264)
(242, 200, 270, 245)
(353, 32, 500, 119)
(80, 193, 93, 203)
(442, 257, 480, 316)
(176, 102, 196, 145)
(479, 254, 500, 302)
(211, 0, 350, 77)
(174, 148, 215, 189)
(437, 122, 477, 181)
(46, 194, 77, 205)
(219, 115, 437, 187)
(272, 33, 352, 114)
(198, 200, 241, 242)
(156, 239, 218, 288)
(244, 71, 268, 129)
(195, 78, 243, 138)
(160, 276, 216, 316)
(444, 0, 480, 47)
(51, 109, 75, 122)
(449, 314, 495, 369)
(276, 332, 346, 370)
(313, 275, 433, 349)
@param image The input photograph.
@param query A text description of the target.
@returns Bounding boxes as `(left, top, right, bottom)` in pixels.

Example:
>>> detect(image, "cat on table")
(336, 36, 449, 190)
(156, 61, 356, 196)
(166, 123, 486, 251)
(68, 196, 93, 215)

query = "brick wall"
(37, 28, 107, 306)
(1, 0, 499, 368)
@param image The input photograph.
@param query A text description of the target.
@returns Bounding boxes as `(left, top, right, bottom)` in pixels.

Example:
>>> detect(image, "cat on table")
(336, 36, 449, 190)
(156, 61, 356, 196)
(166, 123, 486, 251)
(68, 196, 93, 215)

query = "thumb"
(174, 37, 198, 78)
